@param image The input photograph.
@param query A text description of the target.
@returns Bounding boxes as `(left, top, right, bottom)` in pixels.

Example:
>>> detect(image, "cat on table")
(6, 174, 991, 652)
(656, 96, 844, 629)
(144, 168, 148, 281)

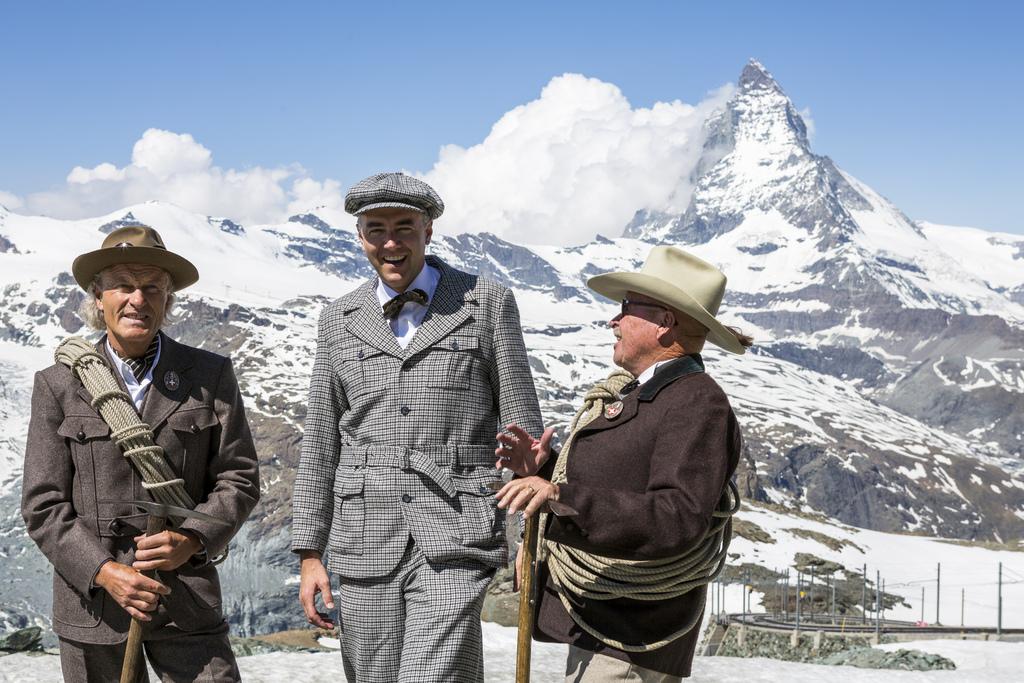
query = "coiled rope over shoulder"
(55, 337, 195, 524)
(541, 368, 740, 652)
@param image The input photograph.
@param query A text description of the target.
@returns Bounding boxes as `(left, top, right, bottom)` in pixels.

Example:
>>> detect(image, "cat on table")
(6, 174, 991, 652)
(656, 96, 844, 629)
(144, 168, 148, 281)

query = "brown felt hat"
(72, 225, 199, 292)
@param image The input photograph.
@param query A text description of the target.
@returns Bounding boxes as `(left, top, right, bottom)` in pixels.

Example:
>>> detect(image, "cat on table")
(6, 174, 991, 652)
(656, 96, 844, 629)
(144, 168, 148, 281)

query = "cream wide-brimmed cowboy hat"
(72, 225, 199, 292)
(587, 246, 745, 354)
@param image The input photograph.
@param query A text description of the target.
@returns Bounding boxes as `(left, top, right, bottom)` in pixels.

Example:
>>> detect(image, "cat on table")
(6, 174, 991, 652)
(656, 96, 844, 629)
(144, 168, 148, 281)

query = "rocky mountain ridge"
(1, 61, 1022, 638)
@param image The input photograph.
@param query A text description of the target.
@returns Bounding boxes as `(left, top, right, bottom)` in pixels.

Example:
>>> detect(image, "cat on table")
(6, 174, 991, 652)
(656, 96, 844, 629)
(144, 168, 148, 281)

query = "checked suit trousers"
(337, 541, 494, 683)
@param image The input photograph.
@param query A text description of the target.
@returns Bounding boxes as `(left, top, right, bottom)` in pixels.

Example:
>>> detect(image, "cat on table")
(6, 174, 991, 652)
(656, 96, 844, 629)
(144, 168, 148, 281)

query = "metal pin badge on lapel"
(604, 401, 624, 420)
(164, 370, 180, 391)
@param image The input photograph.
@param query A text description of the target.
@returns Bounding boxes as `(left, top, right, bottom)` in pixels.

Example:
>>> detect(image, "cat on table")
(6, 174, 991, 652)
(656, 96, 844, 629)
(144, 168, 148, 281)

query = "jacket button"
(76, 430, 86, 442)
(357, 350, 365, 359)
(402, 494, 413, 503)
(400, 406, 411, 416)
(108, 518, 124, 533)
(190, 423, 199, 434)
(451, 340, 460, 351)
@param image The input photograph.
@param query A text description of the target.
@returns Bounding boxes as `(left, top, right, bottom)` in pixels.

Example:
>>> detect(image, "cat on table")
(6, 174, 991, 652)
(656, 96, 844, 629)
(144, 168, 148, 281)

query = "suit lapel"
(344, 283, 405, 358)
(141, 333, 193, 431)
(403, 258, 473, 359)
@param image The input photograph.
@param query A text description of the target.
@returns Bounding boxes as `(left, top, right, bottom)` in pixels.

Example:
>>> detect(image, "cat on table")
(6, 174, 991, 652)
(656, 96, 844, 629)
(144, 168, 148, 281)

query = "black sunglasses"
(620, 298, 669, 317)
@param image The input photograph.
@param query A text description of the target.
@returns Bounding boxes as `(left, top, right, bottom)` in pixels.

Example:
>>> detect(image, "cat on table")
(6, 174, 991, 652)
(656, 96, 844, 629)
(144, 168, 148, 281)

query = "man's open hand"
(495, 424, 554, 476)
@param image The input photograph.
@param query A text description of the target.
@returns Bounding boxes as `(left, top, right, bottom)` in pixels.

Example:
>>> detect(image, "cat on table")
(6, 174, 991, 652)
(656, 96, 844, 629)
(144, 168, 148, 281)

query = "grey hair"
(77, 268, 177, 331)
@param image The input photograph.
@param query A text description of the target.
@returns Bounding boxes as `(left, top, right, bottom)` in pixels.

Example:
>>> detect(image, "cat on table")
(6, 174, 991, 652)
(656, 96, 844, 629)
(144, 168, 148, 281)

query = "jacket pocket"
(52, 572, 104, 628)
(451, 468, 505, 548)
(167, 406, 218, 493)
(329, 468, 366, 556)
(336, 345, 392, 399)
(57, 415, 109, 527)
(57, 415, 110, 441)
(161, 564, 224, 632)
(425, 335, 481, 391)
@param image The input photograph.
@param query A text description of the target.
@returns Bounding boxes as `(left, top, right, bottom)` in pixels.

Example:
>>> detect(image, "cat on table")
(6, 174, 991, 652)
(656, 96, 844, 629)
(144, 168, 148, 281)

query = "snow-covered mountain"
(1, 61, 1022, 638)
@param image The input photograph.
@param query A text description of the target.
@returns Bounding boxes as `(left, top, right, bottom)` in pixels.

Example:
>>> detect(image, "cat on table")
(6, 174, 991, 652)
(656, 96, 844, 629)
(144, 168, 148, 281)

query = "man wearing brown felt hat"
(22, 224, 260, 681)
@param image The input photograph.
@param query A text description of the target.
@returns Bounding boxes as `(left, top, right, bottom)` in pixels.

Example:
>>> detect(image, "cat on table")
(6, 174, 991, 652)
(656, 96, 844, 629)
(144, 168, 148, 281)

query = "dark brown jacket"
(535, 354, 741, 676)
(21, 333, 260, 644)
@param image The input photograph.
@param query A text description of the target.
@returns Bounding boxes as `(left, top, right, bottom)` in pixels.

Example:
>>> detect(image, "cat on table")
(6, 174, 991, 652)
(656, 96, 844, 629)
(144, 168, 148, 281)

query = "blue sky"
(1, 1, 1021, 235)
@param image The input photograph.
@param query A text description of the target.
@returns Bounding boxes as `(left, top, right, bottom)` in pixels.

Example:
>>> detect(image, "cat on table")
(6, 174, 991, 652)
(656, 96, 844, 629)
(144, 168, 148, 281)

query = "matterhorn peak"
(739, 59, 783, 94)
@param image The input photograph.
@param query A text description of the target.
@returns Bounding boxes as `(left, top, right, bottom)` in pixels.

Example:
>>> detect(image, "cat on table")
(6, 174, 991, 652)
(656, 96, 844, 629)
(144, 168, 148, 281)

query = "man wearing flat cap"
(292, 172, 543, 681)
(21, 225, 260, 681)
(496, 246, 751, 681)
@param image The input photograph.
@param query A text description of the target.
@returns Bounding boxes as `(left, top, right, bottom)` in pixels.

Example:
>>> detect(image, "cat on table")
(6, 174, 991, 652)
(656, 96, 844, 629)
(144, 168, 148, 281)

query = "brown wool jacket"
(534, 354, 741, 677)
(21, 333, 260, 645)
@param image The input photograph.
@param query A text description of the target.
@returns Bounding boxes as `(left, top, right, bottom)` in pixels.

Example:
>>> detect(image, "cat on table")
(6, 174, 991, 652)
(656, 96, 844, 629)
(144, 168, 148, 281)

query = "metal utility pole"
(882, 579, 886, 621)
(796, 572, 802, 630)
(961, 588, 965, 629)
(936, 563, 941, 625)
(861, 564, 867, 624)
(920, 586, 925, 623)
(875, 570, 881, 640)
(998, 562, 1003, 636)
(776, 568, 781, 618)
(809, 566, 815, 621)
(785, 569, 790, 620)
(749, 569, 752, 617)
(831, 574, 837, 623)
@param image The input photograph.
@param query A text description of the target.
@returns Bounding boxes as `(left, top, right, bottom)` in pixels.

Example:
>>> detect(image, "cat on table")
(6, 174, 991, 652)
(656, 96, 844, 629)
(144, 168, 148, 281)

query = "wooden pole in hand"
(120, 513, 167, 683)
(516, 513, 540, 683)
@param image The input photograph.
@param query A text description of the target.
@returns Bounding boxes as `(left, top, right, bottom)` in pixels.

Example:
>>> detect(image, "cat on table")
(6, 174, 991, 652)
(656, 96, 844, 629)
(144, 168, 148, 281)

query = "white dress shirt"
(105, 334, 161, 411)
(376, 263, 441, 349)
(636, 358, 673, 387)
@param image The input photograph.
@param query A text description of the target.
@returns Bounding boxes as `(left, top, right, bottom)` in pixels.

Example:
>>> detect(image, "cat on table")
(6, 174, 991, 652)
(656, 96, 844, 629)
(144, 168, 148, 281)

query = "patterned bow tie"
(618, 379, 640, 397)
(382, 288, 428, 320)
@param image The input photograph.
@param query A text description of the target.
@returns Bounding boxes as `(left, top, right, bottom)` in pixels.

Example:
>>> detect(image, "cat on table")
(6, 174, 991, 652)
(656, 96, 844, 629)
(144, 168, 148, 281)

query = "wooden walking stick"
(515, 512, 540, 683)
(120, 511, 166, 683)
(118, 500, 228, 683)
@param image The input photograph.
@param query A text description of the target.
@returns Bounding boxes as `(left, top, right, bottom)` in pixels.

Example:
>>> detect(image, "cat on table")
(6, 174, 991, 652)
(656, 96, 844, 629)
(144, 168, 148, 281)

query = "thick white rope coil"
(55, 337, 195, 524)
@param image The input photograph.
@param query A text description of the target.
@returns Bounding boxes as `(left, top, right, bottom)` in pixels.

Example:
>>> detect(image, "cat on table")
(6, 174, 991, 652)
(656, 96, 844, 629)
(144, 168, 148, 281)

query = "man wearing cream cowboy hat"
(496, 246, 751, 681)
(21, 225, 260, 681)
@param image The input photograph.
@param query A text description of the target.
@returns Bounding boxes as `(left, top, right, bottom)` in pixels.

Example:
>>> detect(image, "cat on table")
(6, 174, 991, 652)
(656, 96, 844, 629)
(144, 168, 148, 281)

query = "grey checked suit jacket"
(291, 256, 543, 579)
(21, 334, 260, 645)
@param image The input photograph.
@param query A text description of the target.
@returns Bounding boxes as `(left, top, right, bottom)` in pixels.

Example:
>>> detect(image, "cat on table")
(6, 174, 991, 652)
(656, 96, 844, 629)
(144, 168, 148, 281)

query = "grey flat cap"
(344, 172, 444, 219)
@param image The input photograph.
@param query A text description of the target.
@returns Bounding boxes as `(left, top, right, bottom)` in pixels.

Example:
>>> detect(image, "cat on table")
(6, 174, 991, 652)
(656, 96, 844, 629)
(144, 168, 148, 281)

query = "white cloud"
(798, 107, 816, 141)
(130, 129, 211, 179)
(0, 190, 23, 210)
(422, 74, 733, 245)
(20, 128, 323, 227)
(285, 177, 350, 227)
(67, 162, 125, 184)
(12, 75, 735, 245)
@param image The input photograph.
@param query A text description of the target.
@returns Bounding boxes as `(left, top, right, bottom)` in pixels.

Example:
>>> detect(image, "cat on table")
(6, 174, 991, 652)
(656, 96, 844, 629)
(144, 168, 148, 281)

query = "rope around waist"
(544, 479, 740, 652)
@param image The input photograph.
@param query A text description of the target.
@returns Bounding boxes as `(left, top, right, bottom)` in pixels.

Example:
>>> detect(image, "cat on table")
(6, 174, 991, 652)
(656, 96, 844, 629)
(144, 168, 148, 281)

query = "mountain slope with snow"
(0, 61, 1020, 638)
